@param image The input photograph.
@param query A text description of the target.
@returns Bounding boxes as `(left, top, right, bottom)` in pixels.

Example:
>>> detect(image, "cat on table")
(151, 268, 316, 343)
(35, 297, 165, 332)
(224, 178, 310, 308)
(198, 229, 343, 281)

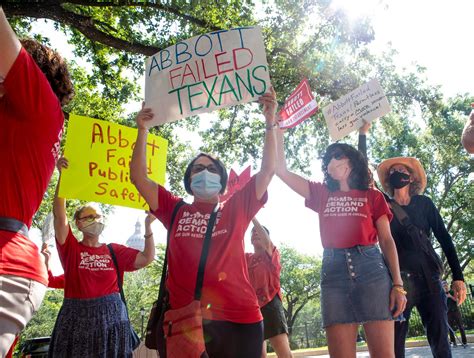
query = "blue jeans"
(394, 272, 451, 358)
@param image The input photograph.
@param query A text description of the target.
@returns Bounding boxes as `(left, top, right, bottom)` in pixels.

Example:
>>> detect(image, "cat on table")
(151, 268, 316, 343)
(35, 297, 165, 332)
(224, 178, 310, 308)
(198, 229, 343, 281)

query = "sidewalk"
(268, 334, 474, 357)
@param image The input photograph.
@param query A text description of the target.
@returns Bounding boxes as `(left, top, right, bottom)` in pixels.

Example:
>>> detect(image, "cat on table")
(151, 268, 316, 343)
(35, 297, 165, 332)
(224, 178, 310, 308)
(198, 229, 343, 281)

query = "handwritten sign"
(59, 114, 168, 209)
(278, 79, 319, 129)
(220, 165, 251, 202)
(145, 26, 271, 125)
(322, 79, 391, 141)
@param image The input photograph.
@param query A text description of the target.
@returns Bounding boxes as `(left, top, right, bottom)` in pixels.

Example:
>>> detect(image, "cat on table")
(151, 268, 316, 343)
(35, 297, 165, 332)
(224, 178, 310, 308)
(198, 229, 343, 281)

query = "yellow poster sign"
(59, 114, 168, 209)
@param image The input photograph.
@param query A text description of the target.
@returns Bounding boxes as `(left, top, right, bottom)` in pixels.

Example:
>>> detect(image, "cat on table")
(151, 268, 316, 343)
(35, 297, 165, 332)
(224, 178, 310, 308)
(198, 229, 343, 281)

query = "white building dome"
(126, 219, 144, 251)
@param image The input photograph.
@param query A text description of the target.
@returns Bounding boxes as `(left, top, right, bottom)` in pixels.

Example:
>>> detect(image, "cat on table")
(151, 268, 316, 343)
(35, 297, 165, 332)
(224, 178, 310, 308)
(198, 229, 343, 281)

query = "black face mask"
(389, 171, 410, 189)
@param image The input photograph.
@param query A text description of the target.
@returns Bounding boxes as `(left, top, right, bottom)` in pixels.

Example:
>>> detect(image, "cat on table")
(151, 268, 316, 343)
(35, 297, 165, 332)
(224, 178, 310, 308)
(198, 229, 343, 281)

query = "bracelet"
(144, 233, 153, 239)
(392, 284, 404, 288)
(392, 286, 407, 295)
(265, 122, 277, 130)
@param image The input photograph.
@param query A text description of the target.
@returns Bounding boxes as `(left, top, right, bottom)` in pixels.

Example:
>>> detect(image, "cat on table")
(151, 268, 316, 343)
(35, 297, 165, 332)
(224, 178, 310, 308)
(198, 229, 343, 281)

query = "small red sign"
(278, 79, 319, 129)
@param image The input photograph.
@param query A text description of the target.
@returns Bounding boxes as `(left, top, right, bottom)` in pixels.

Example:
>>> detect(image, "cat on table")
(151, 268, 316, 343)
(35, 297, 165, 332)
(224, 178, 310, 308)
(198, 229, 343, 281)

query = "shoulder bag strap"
(194, 204, 219, 301)
(106, 243, 127, 307)
(157, 200, 186, 302)
(389, 199, 413, 228)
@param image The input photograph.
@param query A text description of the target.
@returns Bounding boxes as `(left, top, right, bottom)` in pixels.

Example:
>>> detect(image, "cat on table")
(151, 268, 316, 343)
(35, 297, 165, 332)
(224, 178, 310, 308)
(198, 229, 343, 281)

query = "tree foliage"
(4, 0, 472, 344)
(279, 244, 321, 336)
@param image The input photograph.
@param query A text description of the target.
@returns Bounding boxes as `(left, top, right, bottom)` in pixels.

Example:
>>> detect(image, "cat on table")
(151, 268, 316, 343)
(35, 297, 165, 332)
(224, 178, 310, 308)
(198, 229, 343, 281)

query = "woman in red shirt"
(246, 218, 293, 358)
(129, 89, 277, 358)
(49, 158, 155, 357)
(0, 7, 74, 356)
(275, 129, 407, 358)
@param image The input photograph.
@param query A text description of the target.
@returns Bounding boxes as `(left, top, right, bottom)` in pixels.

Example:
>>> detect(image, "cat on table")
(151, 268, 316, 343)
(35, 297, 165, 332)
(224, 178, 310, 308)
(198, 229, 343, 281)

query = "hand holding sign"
(258, 87, 278, 125)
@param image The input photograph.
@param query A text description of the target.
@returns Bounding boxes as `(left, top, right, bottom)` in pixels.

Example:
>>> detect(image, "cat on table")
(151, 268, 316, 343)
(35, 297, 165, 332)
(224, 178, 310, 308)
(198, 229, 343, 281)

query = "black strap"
(107, 244, 127, 306)
(389, 200, 412, 228)
(0, 217, 29, 237)
(194, 204, 219, 300)
(156, 200, 186, 302)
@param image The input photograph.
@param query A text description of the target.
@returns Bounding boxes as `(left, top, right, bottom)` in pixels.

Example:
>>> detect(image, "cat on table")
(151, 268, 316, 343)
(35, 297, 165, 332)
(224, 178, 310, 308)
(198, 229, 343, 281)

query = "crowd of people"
(0, 5, 471, 358)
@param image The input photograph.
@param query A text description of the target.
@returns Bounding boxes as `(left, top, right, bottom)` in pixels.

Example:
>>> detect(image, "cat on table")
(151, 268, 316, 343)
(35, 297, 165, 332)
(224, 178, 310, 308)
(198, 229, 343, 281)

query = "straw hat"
(377, 157, 427, 195)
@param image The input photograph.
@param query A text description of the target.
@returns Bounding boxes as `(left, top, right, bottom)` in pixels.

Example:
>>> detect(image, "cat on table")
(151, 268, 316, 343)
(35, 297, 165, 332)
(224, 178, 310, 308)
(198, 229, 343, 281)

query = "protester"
(377, 157, 467, 358)
(41, 243, 66, 289)
(0, 7, 74, 355)
(275, 130, 406, 358)
(130, 88, 277, 357)
(246, 218, 293, 358)
(443, 281, 468, 348)
(49, 157, 155, 357)
(461, 105, 474, 154)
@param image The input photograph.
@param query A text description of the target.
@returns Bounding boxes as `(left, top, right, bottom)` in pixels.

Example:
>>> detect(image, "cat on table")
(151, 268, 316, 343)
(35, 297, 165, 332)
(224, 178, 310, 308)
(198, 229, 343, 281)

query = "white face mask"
(190, 170, 222, 199)
(327, 158, 351, 181)
(79, 221, 105, 237)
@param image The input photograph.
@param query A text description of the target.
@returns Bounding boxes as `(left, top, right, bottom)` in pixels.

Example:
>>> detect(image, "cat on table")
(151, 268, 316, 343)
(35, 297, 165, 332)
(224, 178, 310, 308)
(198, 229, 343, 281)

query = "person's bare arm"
(134, 212, 156, 269)
(53, 157, 70, 245)
(275, 129, 311, 199)
(130, 105, 159, 211)
(0, 7, 22, 78)
(255, 87, 277, 200)
(252, 217, 274, 256)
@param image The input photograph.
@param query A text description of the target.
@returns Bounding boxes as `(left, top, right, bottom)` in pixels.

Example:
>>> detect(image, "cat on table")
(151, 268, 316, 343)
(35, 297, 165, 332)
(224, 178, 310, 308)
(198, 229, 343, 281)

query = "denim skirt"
(321, 245, 393, 328)
(48, 293, 134, 357)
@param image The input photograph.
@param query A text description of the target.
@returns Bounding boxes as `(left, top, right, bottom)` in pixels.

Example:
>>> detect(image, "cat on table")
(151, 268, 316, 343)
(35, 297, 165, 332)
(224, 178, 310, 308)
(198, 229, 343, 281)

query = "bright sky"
(28, 0, 473, 274)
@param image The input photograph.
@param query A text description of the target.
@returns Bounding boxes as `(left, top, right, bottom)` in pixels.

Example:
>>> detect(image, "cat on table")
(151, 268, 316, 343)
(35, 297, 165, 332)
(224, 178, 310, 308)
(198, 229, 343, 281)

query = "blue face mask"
(190, 170, 222, 199)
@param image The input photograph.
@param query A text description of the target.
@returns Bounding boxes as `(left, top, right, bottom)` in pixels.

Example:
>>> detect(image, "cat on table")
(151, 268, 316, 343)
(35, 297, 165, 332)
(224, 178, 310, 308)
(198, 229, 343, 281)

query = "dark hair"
(20, 39, 74, 106)
(322, 143, 369, 191)
(183, 153, 228, 195)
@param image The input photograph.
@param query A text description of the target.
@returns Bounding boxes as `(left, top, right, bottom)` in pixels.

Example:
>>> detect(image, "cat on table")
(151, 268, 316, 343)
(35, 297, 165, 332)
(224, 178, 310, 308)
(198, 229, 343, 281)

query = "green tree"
(279, 245, 321, 338)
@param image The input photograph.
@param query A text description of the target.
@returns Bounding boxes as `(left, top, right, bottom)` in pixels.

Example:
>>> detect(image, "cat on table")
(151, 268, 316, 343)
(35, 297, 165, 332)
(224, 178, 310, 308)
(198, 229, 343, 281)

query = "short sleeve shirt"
(305, 182, 392, 248)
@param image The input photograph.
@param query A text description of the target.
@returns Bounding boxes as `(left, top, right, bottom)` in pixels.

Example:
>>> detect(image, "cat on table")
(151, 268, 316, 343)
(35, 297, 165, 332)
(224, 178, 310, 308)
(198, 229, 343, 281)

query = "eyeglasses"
(78, 214, 102, 222)
(191, 164, 219, 174)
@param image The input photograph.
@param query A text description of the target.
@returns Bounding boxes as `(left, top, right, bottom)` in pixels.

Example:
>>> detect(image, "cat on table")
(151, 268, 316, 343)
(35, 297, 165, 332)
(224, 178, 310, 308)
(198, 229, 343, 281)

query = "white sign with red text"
(278, 79, 318, 129)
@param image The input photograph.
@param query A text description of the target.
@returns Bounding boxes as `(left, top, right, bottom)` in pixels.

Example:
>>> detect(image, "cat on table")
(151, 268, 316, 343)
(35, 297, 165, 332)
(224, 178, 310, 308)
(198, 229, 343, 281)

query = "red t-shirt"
(152, 175, 267, 324)
(305, 182, 393, 248)
(246, 247, 282, 308)
(47, 271, 65, 289)
(0, 48, 64, 285)
(57, 228, 139, 299)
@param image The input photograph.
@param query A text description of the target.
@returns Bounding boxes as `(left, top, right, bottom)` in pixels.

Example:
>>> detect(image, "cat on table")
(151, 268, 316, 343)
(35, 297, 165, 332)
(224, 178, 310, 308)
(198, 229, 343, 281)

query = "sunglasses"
(329, 151, 347, 160)
(191, 163, 219, 174)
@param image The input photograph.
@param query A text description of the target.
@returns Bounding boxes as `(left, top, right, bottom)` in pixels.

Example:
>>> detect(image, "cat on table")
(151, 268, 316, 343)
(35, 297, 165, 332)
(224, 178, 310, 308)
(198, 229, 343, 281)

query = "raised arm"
(252, 217, 274, 256)
(130, 105, 159, 211)
(358, 120, 371, 159)
(53, 157, 70, 245)
(0, 6, 21, 78)
(275, 128, 311, 199)
(254, 87, 277, 200)
(134, 212, 156, 269)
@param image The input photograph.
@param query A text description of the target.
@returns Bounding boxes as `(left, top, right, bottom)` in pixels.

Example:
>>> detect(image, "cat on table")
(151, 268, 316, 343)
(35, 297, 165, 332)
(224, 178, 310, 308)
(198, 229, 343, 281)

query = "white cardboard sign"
(322, 79, 391, 141)
(145, 26, 271, 125)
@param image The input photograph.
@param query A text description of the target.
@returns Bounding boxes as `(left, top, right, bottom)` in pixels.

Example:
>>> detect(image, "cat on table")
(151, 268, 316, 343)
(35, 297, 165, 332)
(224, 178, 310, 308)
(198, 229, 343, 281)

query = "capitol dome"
(126, 220, 144, 251)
